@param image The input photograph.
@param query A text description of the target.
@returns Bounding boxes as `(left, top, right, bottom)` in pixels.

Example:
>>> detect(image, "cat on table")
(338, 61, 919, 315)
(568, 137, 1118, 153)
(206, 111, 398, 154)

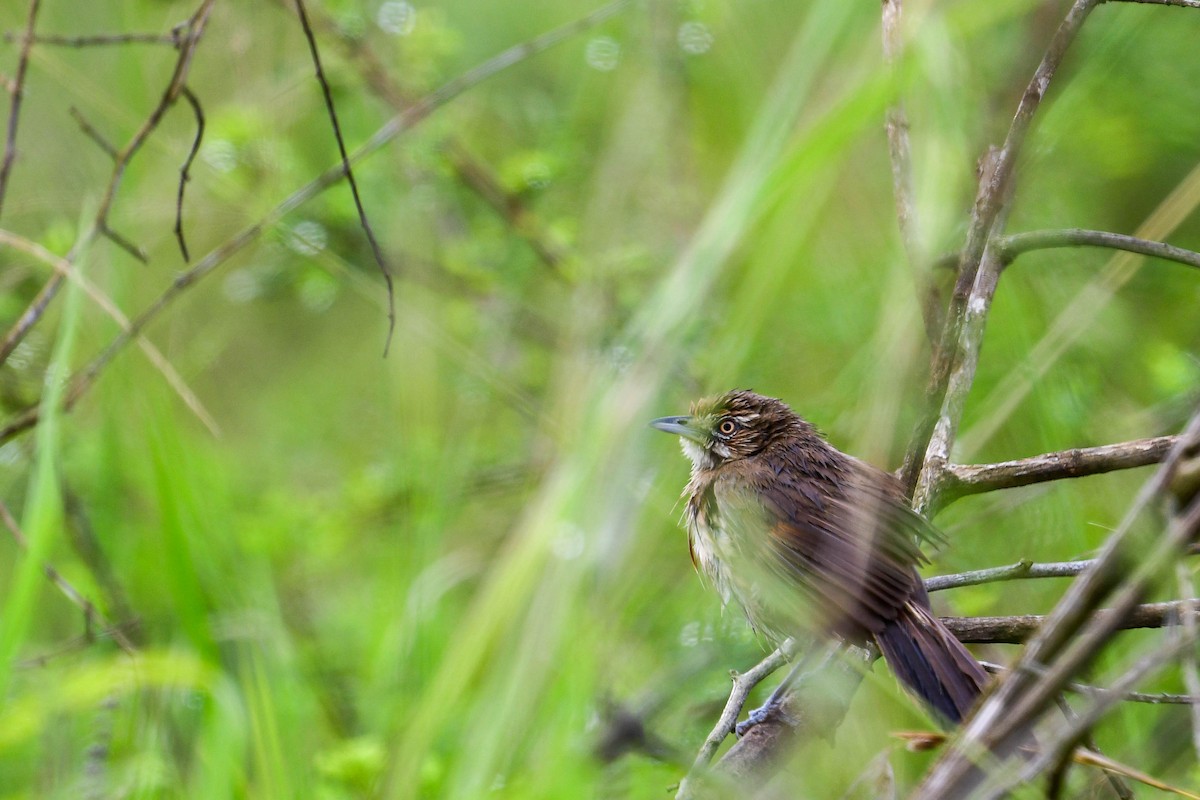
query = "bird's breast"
(684, 485, 732, 604)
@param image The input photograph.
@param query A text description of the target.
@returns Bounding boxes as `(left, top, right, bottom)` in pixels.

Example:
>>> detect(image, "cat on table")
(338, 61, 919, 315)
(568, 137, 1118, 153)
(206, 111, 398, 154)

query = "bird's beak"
(650, 415, 706, 444)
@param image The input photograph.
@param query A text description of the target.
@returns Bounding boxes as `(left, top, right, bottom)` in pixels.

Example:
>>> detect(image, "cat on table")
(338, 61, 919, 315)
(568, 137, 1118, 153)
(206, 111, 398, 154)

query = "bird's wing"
(713, 454, 932, 640)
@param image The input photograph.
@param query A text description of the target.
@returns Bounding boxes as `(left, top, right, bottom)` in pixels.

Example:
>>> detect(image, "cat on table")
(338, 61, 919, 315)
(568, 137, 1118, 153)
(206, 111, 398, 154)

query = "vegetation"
(0, 0, 1198, 797)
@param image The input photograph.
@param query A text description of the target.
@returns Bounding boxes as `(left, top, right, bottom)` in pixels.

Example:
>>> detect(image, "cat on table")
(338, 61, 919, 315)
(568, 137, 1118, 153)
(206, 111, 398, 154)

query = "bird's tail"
(873, 601, 987, 724)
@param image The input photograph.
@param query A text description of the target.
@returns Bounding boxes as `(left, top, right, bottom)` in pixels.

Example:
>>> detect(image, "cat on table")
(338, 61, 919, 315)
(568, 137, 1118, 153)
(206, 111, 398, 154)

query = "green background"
(1, 0, 1198, 796)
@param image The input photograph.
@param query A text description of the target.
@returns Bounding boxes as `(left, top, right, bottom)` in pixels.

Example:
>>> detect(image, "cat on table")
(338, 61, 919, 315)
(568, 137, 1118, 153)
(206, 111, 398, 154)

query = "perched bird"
(651, 390, 987, 723)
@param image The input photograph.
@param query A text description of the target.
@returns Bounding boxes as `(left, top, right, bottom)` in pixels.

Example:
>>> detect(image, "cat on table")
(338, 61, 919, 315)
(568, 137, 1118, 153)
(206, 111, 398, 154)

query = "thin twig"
(91, 0, 215, 234)
(98, 223, 148, 263)
(927, 559, 1077, 592)
(0, 0, 632, 446)
(942, 599, 1200, 644)
(0, 2, 215, 371)
(0, 229, 220, 436)
(285, 0, 575, 278)
(174, 86, 204, 262)
(0, 501, 136, 655)
(998, 229, 1200, 270)
(917, 407, 1200, 797)
(0, 0, 41, 221)
(2, 31, 178, 47)
(678, 642, 792, 791)
(941, 435, 1178, 502)
(16, 621, 141, 669)
(1178, 564, 1200, 758)
(293, 0, 395, 354)
(1106, 0, 1200, 7)
(68, 107, 118, 158)
(1016, 623, 1199, 794)
(928, 545, 1199, 596)
(0, 271, 61, 368)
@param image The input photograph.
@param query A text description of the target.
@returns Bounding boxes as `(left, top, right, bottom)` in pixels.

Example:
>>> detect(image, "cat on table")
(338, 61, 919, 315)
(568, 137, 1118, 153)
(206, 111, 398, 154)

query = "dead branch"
(0, 501, 136, 655)
(902, 0, 1101, 508)
(940, 435, 1178, 502)
(916, 407, 1200, 798)
(0, 0, 632, 447)
(1108, 0, 1200, 7)
(0, 0, 40, 221)
(674, 641, 793, 798)
(1015, 626, 1198, 795)
(928, 559, 1083, 592)
(0, 0, 215, 372)
(902, 0, 1099, 506)
(982, 661, 1200, 705)
(0, 228, 219, 435)
(997, 229, 1200, 270)
(2, 31, 178, 47)
(942, 599, 1199, 644)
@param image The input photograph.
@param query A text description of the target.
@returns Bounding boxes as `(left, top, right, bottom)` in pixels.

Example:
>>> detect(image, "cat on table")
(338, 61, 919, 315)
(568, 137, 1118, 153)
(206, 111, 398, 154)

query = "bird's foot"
(734, 691, 797, 737)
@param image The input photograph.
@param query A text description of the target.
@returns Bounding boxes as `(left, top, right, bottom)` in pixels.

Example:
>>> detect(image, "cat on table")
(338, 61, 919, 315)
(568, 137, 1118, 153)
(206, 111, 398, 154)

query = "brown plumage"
(652, 390, 987, 723)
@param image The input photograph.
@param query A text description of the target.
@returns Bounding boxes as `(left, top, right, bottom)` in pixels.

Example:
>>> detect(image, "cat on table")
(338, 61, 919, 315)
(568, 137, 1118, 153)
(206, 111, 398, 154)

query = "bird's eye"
(716, 419, 738, 437)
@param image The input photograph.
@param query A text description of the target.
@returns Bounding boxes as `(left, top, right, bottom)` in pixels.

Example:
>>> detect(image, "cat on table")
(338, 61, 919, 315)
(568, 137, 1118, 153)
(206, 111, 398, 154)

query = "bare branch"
(941, 435, 1178, 501)
(98, 222, 148, 263)
(1106, 0, 1200, 8)
(1177, 564, 1200, 758)
(0, 229, 220, 435)
(1016, 625, 1199, 794)
(675, 641, 793, 798)
(928, 559, 1072, 592)
(282, 0, 574, 278)
(682, 647, 871, 797)
(0, 500, 136, 655)
(0, 271, 61, 368)
(91, 0, 215, 234)
(68, 107, 118, 158)
(0, 0, 633, 446)
(902, 0, 1100, 506)
(0, 2, 215, 370)
(928, 546, 1200, 593)
(174, 86, 204, 262)
(917, 407, 1200, 797)
(942, 599, 1200, 644)
(0, 0, 41, 220)
(997, 228, 1200, 270)
(2, 31, 178, 47)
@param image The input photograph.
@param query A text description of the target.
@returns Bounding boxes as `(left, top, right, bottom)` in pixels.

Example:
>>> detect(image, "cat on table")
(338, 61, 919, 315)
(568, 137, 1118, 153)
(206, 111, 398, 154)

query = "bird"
(651, 389, 987, 724)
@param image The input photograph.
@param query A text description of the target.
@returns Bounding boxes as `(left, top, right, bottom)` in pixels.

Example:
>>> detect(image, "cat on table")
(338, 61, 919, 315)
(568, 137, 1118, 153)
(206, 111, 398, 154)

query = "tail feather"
(873, 601, 987, 724)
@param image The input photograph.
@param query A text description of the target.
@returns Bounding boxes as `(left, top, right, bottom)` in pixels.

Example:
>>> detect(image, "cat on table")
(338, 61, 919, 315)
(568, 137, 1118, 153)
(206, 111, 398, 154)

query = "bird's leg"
(735, 640, 839, 737)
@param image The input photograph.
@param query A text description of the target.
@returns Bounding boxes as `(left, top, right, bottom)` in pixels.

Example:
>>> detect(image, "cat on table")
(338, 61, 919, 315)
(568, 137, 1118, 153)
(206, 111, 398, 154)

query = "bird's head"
(650, 390, 805, 471)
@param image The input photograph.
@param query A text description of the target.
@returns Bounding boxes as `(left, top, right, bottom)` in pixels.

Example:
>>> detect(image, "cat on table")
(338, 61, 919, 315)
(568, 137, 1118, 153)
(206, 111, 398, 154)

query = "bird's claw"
(736, 693, 798, 737)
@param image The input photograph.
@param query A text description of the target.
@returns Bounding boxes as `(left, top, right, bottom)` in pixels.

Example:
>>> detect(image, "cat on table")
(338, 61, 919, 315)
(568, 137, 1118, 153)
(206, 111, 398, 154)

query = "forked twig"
(0, 501, 136, 656)
(902, 0, 1101, 508)
(0, 0, 633, 446)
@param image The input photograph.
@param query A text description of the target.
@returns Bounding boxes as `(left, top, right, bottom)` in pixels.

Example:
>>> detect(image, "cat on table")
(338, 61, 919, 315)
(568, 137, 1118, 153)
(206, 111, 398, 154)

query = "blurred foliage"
(0, 0, 1198, 797)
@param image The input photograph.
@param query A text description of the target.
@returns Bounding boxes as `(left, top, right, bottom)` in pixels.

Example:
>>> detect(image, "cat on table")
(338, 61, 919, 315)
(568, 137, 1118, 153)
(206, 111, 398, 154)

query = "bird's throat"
(680, 438, 716, 473)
